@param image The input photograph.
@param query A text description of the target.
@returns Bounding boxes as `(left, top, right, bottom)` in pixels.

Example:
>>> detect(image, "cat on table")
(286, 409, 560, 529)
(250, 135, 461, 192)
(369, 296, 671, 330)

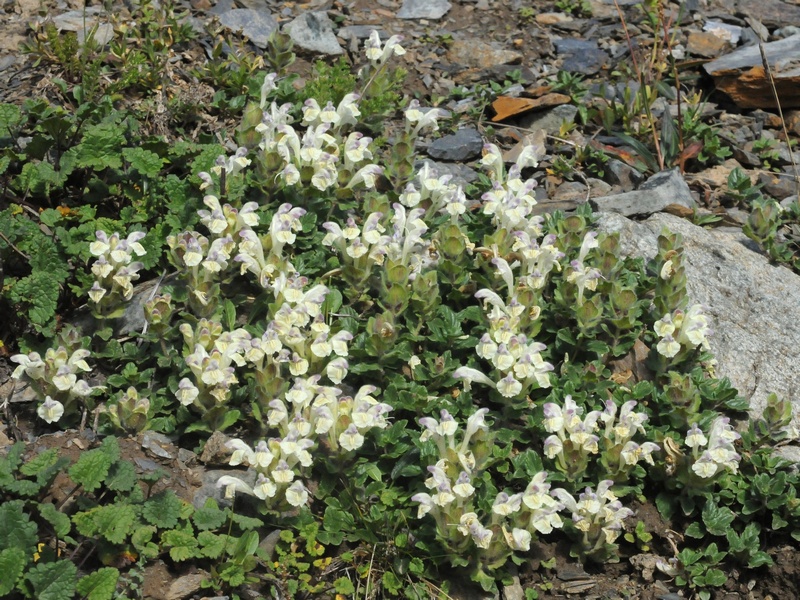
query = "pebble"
(397, 0, 452, 20)
(554, 38, 609, 75)
(284, 11, 343, 56)
(591, 168, 696, 217)
(445, 39, 522, 69)
(218, 9, 279, 50)
(427, 127, 483, 161)
(518, 104, 578, 135)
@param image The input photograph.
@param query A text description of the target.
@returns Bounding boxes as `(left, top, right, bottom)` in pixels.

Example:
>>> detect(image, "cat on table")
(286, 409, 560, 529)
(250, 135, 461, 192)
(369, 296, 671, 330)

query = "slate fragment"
(704, 34, 800, 108)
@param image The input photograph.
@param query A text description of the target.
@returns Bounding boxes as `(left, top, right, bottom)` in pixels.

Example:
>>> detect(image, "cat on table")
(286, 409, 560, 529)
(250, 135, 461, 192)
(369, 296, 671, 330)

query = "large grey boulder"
(597, 212, 800, 436)
(591, 169, 695, 217)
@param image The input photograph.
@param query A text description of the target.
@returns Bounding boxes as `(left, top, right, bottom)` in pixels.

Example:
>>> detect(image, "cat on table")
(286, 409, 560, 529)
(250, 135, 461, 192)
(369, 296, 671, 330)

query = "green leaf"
(229, 512, 263, 531)
(334, 576, 355, 595)
(9, 272, 60, 331)
(19, 449, 59, 477)
(39, 503, 71, 538)
(161, 528, 200, 561)
(122, 147, 166, 178)
(0, 547, 26, 595)
(684, 522, 704, 539)
(105, 460, 137, 492)
(76, 568, 119, 600)
(72, 120, 124, 170)
(703, 568, 727, 587)
(0, 103, 23, 134)
(198, 531, 230, 559)
(27, 559, 77, 600)
(142, 490, 182, 529)
(382, 570, 403, 595)
(69, 443, 116, 492)
(702, 499, 735, 536)
(218, 563, 245, 587)
(73, 504, 136, 544)
(193, 500, 229, 531)
(0, 500, 38, 553)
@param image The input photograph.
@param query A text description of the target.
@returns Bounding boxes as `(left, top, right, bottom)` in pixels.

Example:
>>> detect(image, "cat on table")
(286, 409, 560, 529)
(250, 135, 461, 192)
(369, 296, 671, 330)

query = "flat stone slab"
(397, 0, 452, 20)
(590, 169, 695, 217)
(218, 9, 278, 49)
(284, 11, 343, 55)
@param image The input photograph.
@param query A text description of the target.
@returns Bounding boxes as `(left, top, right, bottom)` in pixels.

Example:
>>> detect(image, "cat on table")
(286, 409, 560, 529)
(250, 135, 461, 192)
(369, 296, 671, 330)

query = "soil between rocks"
(2, 0, 800, 598)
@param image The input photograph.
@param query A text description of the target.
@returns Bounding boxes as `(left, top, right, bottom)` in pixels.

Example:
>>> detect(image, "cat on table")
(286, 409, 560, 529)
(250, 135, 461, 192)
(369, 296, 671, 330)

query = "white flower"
(339, 424, 365, 451)
(253, 474, 277, 500)
(504, 527, 532, 551)
(37, 397, 64, 424)
(226, 439, 256, 466)
(285, 480, 310, 507)
(216, 476, 255, 499)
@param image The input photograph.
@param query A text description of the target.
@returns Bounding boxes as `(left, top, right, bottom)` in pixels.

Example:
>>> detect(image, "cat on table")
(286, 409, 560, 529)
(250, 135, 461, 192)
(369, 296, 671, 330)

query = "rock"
(590, 168, 695, 217)
(218, 9, 279, 49)
(535, 12, 574, 25)
(703, 20, 742, 45)
(688, 158, 743, 188)
(597, 212, 800, 429)
(414, 159, 480, 189)
(554, 38, 609, 75)
(446, 39, 522, 69)
(141, 431, 177, 460)
(259, 529, 282, 560)
(284, 12, 342, 55)
(605, 158, 644, 190)
(502, 576, 524, 600)
(397, 0, 452, 19)
(199, 431, 232, 466)
(686, 30, 731, 58)
(49, 9, 115, 45)
(166, 572, 208, 600)
(758, 171, 798, 199)
(735, 0, 800, 28)
(731, 145, 761, 168)
(518, 104, 578, 135)
(427, 127, 483, 162)
(704, 34, 800, 109)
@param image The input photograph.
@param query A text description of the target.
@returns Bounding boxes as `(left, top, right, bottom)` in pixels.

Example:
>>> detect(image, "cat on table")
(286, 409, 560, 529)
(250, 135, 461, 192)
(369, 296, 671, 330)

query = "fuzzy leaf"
(74, 504, 136, 545)
(198, 531, 229, 558)
(105, 460, 137, 492)
(76, 567, 119, 600)
(160, 528, 199, 561)
(702, 500, 735, 536)
(142, 490, 182, 529)
(72, 121, 124, 170)
(39, 503, 71, 538)
(0, 547, 26, 595)
(69, 444, 116, 492)
(0, 500, 38, 553)
(8, 272, 60, 330)
(0, 103, 23, 134)
(122, 147, 166, 178)
(27, 559, 77, 600)
(19, 449, 60, 477)
(192, 500, 228, 531)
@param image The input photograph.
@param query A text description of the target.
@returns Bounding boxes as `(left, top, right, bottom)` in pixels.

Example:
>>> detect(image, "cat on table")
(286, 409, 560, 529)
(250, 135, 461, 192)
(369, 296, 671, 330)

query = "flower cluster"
(565, 232, 602, 305)
(598, 399, 660, 480)
(654, 304, 711, 359)
(685, 416, 741, 479)
(411, 410, 565, 569)
(88, 231, 147, 317)
(217, 382, 392, 508)
(552, 481, 634, 562)
(543, 396, 659, 482)
(398, 156, 467, 219)
(11, 346, 100, 424)
(256, 72, 379, 194)
(480, 143, 540, 232)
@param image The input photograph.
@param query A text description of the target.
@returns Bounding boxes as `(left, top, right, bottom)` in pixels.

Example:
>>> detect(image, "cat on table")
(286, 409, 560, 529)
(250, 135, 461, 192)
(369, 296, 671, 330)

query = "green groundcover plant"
(4, 31, 800, 600)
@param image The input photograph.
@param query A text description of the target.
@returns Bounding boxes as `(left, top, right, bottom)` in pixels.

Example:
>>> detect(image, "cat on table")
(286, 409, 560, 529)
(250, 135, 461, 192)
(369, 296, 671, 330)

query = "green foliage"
(5, 21, 800, 600)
